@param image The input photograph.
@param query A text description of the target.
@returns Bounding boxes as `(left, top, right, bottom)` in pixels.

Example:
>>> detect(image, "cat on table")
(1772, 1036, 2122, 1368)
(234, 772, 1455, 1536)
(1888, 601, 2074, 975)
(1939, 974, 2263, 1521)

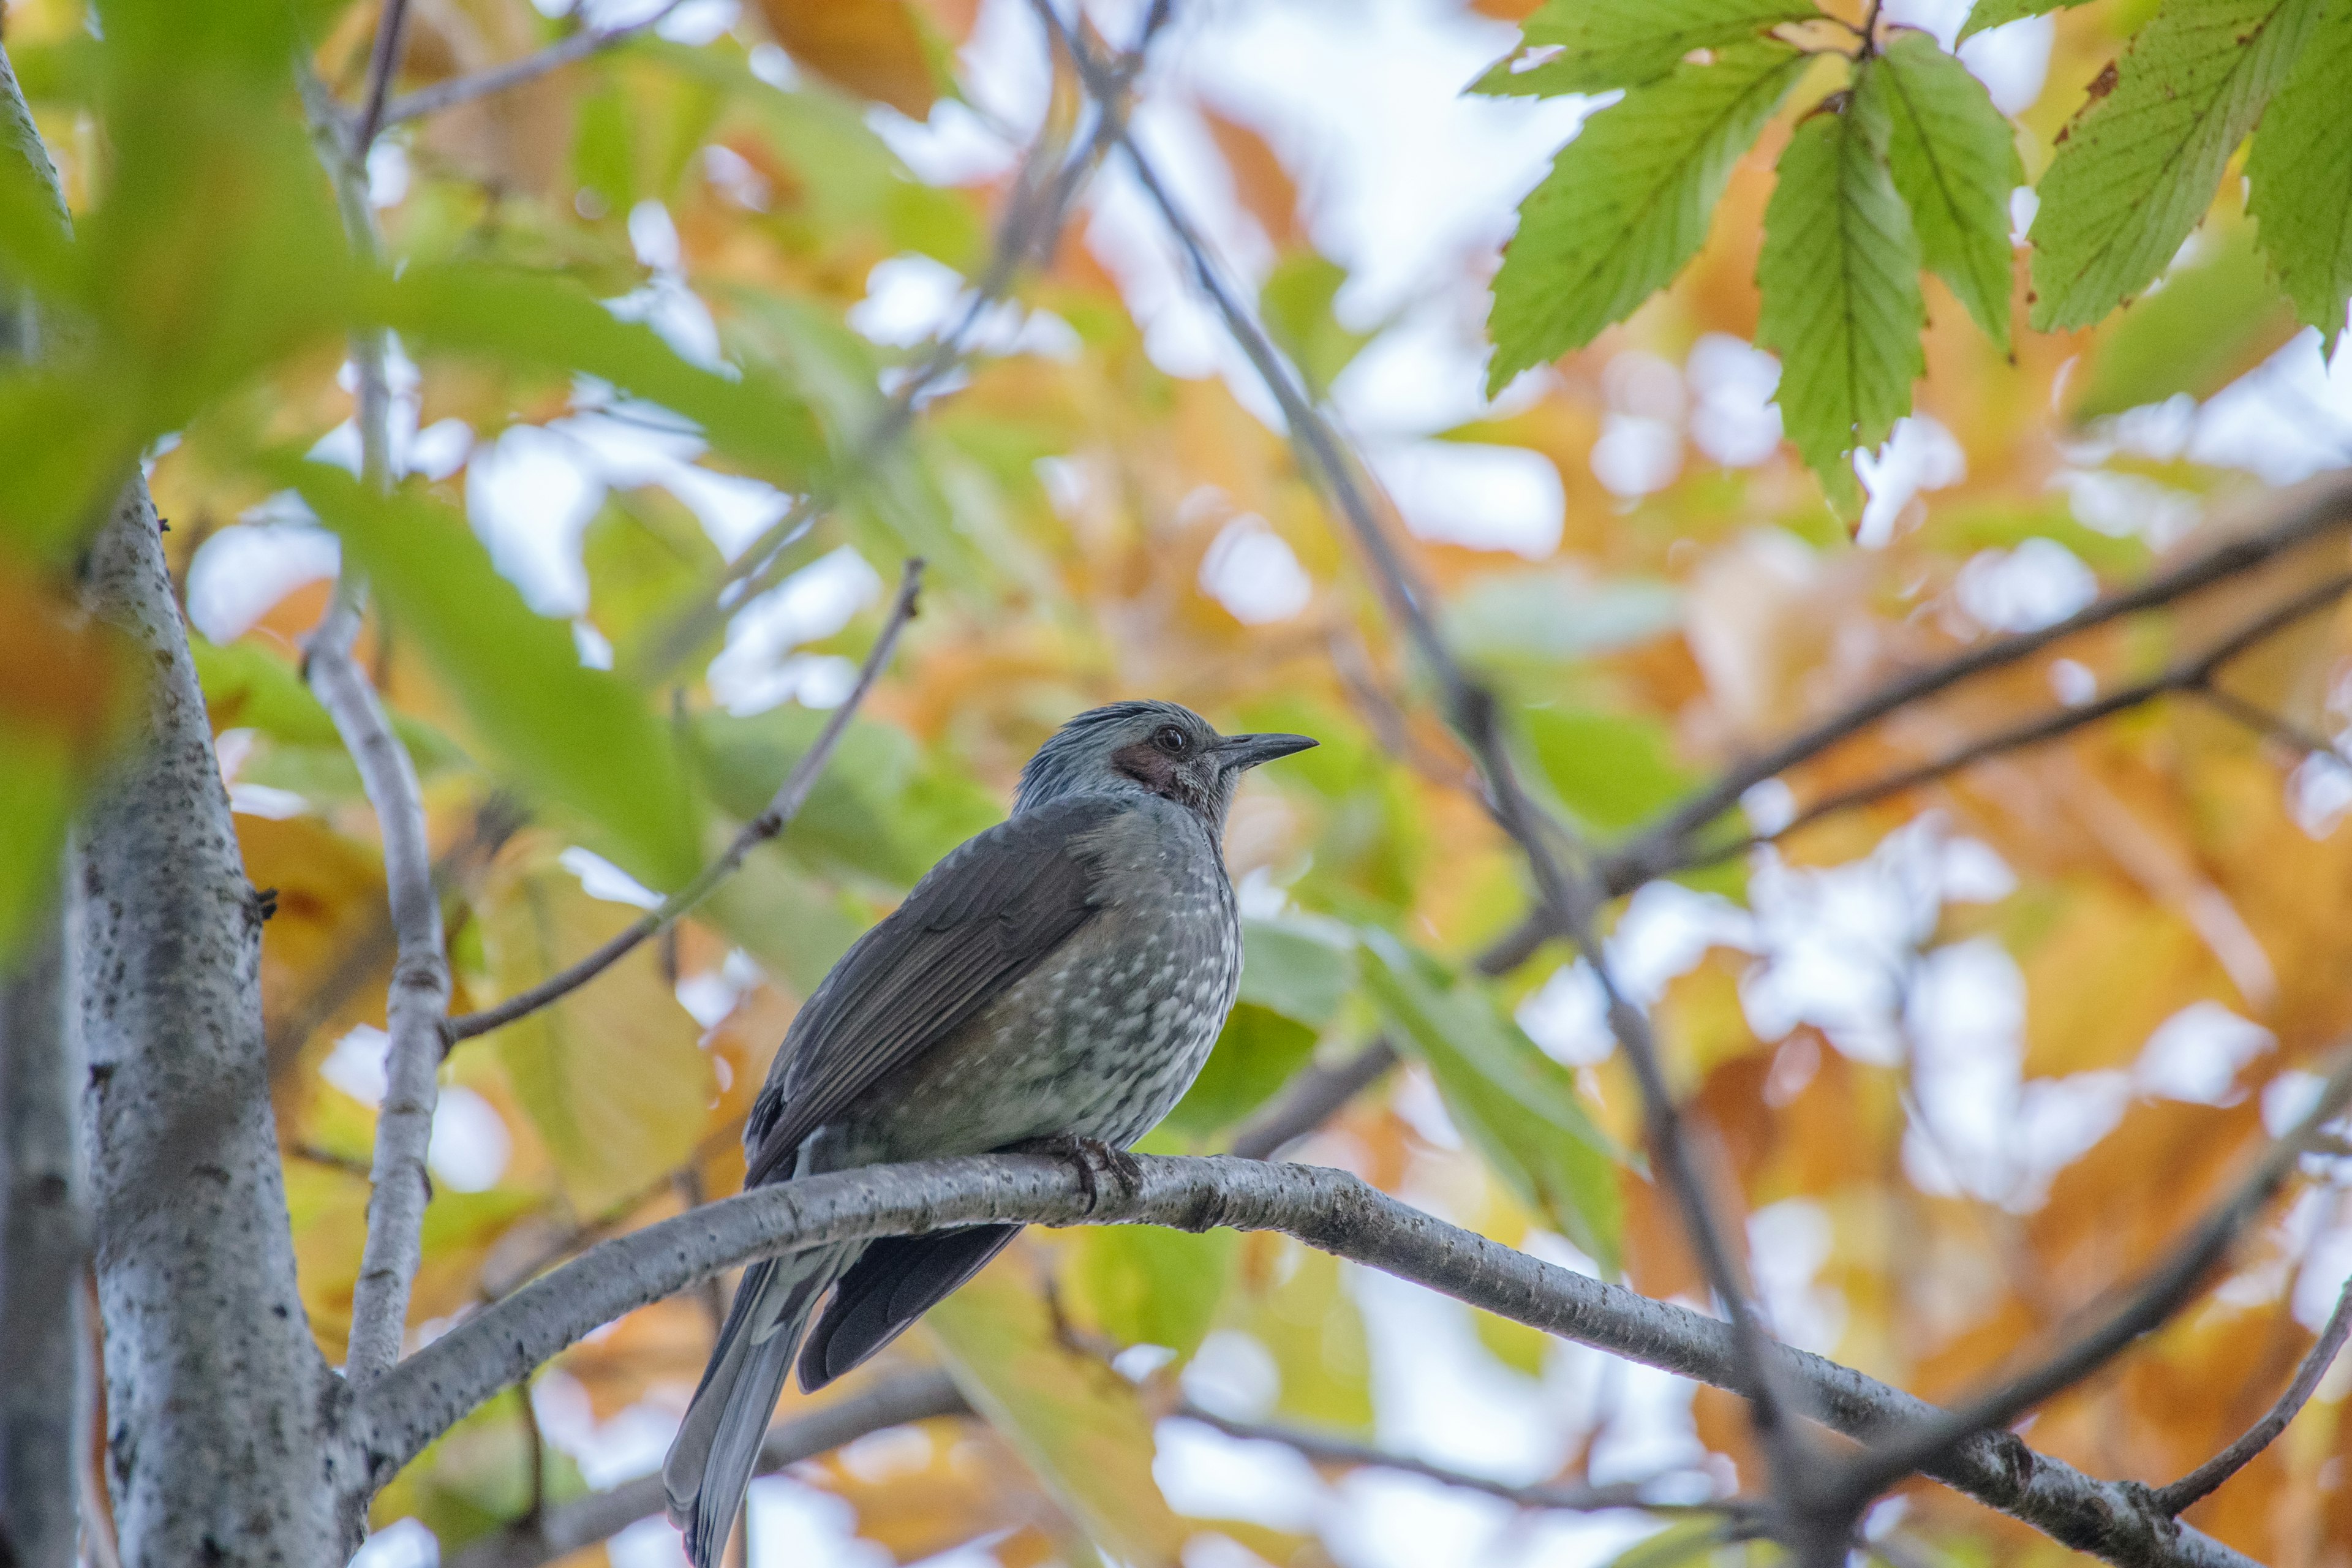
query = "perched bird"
(663, 700, 1315, 1565)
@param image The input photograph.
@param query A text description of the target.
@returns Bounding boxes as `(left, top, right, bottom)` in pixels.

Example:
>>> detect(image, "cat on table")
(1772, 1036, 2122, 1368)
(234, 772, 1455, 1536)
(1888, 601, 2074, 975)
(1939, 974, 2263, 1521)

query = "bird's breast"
(837, 835, 1242, 1163)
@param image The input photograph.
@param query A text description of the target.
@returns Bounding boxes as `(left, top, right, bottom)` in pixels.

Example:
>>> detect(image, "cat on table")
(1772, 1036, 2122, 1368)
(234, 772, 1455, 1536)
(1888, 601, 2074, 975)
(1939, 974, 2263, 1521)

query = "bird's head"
(1014, 700, 1316, 828)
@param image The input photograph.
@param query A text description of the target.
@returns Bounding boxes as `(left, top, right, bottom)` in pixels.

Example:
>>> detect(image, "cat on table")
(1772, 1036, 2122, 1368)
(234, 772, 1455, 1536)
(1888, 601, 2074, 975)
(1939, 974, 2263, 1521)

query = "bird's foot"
(1015, 1134, 1142, 1212)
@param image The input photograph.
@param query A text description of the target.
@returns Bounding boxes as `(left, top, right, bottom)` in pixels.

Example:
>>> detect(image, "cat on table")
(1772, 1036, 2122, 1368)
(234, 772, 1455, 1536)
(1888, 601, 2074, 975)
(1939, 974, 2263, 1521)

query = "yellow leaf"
(926, 1251, 1190, 1568)
(477, 848, 712, 1213)
(758, 0, 943, 118)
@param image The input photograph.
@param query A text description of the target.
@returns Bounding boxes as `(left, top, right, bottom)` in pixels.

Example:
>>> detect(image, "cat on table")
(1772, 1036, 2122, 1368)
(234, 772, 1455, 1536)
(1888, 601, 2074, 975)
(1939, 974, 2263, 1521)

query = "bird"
(662, 699, 1316, 1566)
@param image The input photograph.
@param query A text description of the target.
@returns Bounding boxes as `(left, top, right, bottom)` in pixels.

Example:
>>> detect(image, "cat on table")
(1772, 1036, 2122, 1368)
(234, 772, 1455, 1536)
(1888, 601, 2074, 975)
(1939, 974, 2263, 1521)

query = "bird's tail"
(663, 1243, 857, 1568)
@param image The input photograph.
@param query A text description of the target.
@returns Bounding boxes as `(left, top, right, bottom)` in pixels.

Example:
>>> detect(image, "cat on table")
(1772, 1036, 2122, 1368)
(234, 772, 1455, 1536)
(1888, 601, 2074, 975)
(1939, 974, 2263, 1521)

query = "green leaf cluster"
(1483, 0, 2352, 497)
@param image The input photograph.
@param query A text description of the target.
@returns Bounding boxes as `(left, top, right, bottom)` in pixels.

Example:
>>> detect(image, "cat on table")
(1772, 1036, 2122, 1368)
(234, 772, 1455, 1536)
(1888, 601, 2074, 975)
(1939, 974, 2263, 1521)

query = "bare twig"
(306, 613, 453, 1384)
(1229, 1038, 1398, 1159)
(2154, 1272, 2352, 1515)
(377, 0, 690, 129)
(442, 559, 924, 1046)
(1671, 570, 2352, 873)
(1230, 867, 1597, 1159)
(356, 1150, 2264, 1568)
(1174, 1405, 1735, 1517)
(1822, 1047, 2352, 1517)
(2192, 682, 2348, 763)
(443, 1369, 971, 1568)
(1, 880, 86, 1568)
(296, 43, 461, 1386)
(350, 0, 414, 159)
(1035, 6, 1820, 1548)
(1602, 473, 2352, 887)
(1675, 571, 2352, 879)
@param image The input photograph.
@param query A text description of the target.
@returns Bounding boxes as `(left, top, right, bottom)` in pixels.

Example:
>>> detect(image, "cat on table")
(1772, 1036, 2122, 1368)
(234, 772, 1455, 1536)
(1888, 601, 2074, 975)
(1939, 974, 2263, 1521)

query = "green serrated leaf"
(1875, 31, 2022, 349)
(1488, 41, 1810, 393)
(1958, 0, 2091, 42)
(2028, 0, 2327, 332)
(1360, 933, 1626, 1269)
(928, 1264, 1192, 1568)
(2071, 216, 2297, 418)
(283, 464, 703, 888)
(1757, 88, 1925, 510)
(2245, 0, 2352, 352)
(1474, 0, 1822, 96)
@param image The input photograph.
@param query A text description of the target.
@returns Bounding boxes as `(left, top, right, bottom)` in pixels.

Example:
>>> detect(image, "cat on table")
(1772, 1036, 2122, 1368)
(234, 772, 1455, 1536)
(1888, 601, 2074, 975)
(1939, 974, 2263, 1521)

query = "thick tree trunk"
(1, 890, 86, 1568)
(75, 484, 353, 1564)
(2, 41, 354, 1565)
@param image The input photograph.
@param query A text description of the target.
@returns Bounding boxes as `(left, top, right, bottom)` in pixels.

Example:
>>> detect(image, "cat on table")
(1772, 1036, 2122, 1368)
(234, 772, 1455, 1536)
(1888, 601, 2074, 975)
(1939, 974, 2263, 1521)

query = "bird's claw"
(1017, 1134, 1141, 1213)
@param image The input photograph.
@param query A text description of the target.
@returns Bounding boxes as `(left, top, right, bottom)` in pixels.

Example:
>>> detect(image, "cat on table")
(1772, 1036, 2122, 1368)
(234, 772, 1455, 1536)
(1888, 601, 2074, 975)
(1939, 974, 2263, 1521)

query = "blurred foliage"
(6, 0, 2352, 1562)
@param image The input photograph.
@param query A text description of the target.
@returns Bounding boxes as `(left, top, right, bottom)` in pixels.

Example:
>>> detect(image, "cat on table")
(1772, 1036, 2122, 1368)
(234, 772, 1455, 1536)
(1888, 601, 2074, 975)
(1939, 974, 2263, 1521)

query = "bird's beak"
(1217, 732, 1318, 771)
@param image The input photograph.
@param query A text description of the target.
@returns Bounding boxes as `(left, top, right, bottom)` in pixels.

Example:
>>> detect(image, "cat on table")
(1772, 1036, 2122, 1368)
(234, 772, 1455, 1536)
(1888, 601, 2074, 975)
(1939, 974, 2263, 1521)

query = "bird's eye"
(1152, 724, 1190, 755)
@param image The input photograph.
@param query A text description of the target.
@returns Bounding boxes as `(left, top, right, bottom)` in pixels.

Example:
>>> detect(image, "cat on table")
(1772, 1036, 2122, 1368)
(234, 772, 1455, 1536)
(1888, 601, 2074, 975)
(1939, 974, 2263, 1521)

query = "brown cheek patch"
(1110, 741, 1170, 790)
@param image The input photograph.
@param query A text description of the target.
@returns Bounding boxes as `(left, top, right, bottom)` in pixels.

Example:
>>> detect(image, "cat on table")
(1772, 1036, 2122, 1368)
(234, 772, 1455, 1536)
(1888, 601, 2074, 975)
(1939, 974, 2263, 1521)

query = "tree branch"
(445, 1369, 969, 1568)
(0, 37, 353, 1561)
(1670, 569, 2352, 874)
(77, 481, 352, 1564)
(1171, 1406, 1735, 1517)
(1, 881, 86, 1568)
(1034, 6, 1819, 1547)
(349, 0, 413, 161)
(356, 1150, 2260, 1568)
(377, 0, 690, 130)
(1228, 1038, 1396, 1159)
(1819, 1046, 2352, 1517)
(305, 616, 452, 1382)
(2192, 681, 2348, 763)
(2152, 1272, 2352, 1516)
(440, 557, 924, 1046)
(1603, 470, 2352, 886)
(298, 36, 459, 1386)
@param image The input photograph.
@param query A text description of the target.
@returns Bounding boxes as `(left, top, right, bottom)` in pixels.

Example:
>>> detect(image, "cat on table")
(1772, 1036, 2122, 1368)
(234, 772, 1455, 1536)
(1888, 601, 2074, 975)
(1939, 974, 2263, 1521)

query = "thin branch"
(377, 0, 691, 130)
(1821, 1046, 2352, 1516)
(2154, 1272, 2352, 1515)
(443, 1370, 970, 1568)
(2192, 682, 2348, 763)
(1, 878, 86, 1568)
(1034, 6, 1819, 1547)
(299, 44, 456, 1385)
(356, 1150, 2261, 1568)
(350, 0, 414, 159)
(1228, 1038, 1397, 1160)
(1602, 473, 2352, 887)
(1672, 570, 2352, 874)
(306, 613, 453, 1384)
(441, 559, 924, 1046)
(1172, 1406, 1735, 1517)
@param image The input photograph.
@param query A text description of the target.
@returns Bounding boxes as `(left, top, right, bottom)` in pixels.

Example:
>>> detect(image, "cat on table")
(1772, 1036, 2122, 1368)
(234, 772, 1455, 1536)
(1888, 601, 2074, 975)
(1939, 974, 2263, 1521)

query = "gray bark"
(76, 485, 353, 1566)
(0, 43, 88, 1568)
(362, 1152, 2257, 1568)
(1, 888, 88, 1568)
(2, 36, 353, 1564)
(307, 611, 448, 1386)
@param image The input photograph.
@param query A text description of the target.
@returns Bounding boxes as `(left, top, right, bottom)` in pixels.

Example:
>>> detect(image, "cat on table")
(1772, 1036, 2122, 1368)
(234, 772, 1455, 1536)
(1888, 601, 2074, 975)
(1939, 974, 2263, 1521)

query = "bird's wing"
(742, 793, 1122, 1183)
